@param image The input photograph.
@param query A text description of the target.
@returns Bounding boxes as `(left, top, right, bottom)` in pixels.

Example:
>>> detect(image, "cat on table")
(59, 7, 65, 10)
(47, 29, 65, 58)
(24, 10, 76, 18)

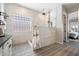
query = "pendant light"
(42, 8, 46, 15)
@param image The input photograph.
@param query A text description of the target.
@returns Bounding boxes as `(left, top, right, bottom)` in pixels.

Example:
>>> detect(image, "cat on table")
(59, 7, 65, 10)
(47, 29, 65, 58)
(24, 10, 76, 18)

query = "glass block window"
(11, 15, 32, 32)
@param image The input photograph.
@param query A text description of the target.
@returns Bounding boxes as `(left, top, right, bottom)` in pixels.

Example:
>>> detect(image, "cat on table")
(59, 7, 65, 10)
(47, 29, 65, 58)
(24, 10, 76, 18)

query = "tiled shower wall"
(4, 3, 64, 47)
(4, 3, 38, 45)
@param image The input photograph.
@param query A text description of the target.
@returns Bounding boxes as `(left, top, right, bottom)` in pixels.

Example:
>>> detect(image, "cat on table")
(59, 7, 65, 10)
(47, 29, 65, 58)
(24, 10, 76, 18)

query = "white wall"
(36, 12, 56, 47)
(56, 4, 64, 44)
(62, 6, 68, 42)
(68, 11, 78, 32)
(4, 3, 64, 47)
(5, 3, 39, 45)
(0, 3, 5, 12)
(35, 3, 64, 46)
(68, 11, 78, 20)
(5, 3, 56, 46)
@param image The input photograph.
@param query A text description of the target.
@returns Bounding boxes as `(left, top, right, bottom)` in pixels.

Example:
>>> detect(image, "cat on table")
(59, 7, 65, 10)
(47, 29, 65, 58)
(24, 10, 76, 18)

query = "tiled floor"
(12, 41, 79, 56)
(12, 43, 34, 56)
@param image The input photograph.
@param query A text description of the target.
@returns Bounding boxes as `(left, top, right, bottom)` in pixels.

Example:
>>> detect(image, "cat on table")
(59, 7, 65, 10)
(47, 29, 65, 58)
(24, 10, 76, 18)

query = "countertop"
(0, 34, 12, 47)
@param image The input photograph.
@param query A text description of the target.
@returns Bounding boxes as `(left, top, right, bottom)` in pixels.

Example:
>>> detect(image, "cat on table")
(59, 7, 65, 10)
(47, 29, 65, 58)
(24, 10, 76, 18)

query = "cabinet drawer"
(2, 38, 12, 56)
(3, 39, 12, 48)
(0, 47, 2, 56)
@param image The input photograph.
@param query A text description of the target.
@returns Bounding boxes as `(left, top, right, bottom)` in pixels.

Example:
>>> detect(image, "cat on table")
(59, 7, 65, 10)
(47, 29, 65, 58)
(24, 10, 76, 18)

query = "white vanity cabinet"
(2, 37, 12, 56)
(0, 47, 2, 56)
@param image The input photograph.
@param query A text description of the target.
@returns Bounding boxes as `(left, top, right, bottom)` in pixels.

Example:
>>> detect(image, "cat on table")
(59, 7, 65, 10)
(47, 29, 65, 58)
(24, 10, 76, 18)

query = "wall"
(62, 6, 68, 42)
(0, 3, 5, 12)
(68, 11, 78, 32)
(4, 3, 64, 47)
(56, 4, 64, 44)
(68, 11, 78, 21)
(35, 3, 64, 46)
(37, 13, 56, 47)
(5, 3, 56, 46)
(5, 3, 39, 45)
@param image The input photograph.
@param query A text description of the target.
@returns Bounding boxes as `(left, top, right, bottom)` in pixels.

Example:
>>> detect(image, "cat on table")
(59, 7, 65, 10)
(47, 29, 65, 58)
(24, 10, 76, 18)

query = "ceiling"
(17, 3, 57, 13)
(18, 3, 79, 13)
(63, 3, 79, 13)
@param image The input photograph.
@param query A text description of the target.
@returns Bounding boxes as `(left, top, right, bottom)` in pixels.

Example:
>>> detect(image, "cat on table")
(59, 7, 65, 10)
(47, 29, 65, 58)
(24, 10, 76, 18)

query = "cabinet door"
(8, 38, 12, 56)
(3, 45, 9, 56)
(0, 47, 2, 56)
(3, 40, 9, 56)
(3, 38, 12, 56)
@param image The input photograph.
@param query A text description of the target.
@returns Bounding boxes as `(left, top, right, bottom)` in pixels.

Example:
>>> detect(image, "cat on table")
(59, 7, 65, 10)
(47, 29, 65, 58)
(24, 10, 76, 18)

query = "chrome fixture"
(42, 8, 46, 15)
(48, 11, 53, 28)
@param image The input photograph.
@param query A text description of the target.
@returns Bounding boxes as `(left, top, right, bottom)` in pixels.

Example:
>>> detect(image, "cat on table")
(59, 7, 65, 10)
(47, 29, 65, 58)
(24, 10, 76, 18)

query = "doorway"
(63, 3, 79, 42)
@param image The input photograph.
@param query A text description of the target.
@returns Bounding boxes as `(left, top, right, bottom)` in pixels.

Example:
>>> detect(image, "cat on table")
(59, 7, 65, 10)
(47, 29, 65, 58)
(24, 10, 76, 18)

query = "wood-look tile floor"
(12, 41, 79, 56)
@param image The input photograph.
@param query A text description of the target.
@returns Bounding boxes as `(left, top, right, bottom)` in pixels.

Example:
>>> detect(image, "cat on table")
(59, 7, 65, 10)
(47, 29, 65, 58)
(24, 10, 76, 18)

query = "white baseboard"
(56, 41, 63, 44)
(12, 41, 28, 46)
